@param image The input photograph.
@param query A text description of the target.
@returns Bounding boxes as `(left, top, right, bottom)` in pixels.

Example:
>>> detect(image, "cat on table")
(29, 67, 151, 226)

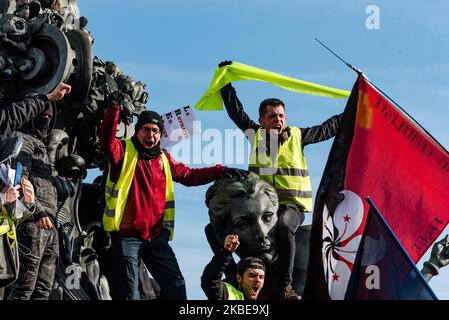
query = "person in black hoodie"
(0, 82, 71, 138)
(6, 90, 74, 300)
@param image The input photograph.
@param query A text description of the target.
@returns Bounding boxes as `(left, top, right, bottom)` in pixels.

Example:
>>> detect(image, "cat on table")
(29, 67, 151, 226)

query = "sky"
(77, 0, 449, 299)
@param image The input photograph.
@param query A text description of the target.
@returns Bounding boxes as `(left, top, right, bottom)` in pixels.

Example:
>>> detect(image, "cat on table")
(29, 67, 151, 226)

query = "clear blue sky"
(78, 0, 449, 299)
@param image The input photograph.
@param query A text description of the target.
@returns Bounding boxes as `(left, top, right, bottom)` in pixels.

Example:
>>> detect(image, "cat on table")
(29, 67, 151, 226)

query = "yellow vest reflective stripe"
(0, 215, 9, 237)
(103, 139, 138, 232)
(161, 151, 176, 241)
(223, 281, 244, 300)
(0, 208, 16, 249)
(248, 126, 312, 211)
(103, 139, 176, 240)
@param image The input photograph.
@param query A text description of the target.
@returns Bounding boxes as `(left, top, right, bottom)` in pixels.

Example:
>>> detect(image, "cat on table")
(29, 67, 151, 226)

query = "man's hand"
(429, 234, 449, 268)
(218, 61, 232, 68)
(1, 185, 20, 204)
(21, 177, 34, 205)
(47, 82, 71, 101)
(106, 90, 125, 107)
(36, 216, 54, 230)
(224, 234, 239, 252)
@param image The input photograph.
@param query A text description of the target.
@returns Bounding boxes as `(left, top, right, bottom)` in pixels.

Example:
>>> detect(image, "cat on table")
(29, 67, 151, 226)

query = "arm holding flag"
(195, 61, 351, 111)
(219, 61, 259, 134)
(301, 113, 343, 146)
(218, 61, 344, 145)
(221, 83, 260, 134)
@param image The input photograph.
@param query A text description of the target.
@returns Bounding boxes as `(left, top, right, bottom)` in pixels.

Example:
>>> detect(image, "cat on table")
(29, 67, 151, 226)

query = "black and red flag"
(344, 197, 437, 300)
(304, 76, 449, 300)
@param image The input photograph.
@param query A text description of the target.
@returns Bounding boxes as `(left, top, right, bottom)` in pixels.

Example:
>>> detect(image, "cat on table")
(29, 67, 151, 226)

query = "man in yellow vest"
(201, 234, 265, 300)
(218, 61, 342, 299)
(99, 92, 249, 300)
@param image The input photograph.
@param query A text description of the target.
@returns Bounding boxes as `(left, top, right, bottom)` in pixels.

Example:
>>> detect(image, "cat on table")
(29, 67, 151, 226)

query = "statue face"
(225, 192, 278, 264)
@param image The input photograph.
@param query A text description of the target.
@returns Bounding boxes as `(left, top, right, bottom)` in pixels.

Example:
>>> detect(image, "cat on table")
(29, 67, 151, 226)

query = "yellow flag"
(195, 61, 351, 111)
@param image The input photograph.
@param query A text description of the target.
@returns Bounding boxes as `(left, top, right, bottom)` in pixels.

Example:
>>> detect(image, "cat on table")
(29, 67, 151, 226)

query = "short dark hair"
(259, 98, 285, 117)
(237, 257, 266, 276)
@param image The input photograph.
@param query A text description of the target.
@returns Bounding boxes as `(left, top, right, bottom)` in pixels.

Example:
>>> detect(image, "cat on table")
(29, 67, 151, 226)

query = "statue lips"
(253, 244, 272, 256)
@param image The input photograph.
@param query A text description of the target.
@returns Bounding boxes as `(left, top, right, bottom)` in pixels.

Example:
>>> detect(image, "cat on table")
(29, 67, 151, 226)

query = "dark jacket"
(13, 102, 70, 222)
(14, 132, 59, 222)
(220, 83, 342, 147)
(201, 248, 238, 300)
(0, 94, 51, 138)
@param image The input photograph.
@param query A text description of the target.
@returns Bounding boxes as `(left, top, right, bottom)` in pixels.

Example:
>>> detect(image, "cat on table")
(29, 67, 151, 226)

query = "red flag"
(305, 76, 449, 299)
(349, 77, 449, 261)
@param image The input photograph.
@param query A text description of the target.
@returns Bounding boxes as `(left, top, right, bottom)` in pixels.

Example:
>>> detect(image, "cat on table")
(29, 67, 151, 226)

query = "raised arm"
(301, 113, 343, 147)
(99, 104, 124, 165)
(201, 235, 240, 300)
(0, 82, 71, 136)
(221, 83, 260, 134)
(421, 235, 449, 282)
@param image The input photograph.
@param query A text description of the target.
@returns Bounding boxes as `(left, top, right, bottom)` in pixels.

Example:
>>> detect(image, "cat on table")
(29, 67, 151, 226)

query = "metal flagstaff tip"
(314, 37, 364, 76)
(314, 38, 449, 158)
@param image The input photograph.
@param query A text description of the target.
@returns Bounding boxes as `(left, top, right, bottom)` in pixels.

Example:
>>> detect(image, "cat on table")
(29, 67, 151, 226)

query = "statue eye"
(262, 212, 273, 223)
(234, 219, 248, 230)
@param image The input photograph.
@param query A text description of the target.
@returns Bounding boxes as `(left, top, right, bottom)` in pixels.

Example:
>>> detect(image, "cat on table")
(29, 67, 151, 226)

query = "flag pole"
(365, 197, 439, 300)
(314, 38, 449, 156)
(314, 38, 364, 76)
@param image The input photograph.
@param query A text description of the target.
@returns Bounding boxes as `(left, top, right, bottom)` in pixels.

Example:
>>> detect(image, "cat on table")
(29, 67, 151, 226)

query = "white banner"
(160, 106, 198, 148)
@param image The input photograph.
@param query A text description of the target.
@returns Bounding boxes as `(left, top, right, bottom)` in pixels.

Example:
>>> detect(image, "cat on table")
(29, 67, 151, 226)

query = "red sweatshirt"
(99, 105, 225, 240)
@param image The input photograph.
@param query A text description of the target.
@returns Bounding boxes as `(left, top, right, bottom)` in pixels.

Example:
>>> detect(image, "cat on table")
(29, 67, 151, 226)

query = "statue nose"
(253, 224, 268, 243)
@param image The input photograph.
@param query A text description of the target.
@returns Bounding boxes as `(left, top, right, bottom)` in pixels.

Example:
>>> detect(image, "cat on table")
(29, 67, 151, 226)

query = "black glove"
(218, 60, 233, 68)
(222, 167, 251, 180)
(106, 90, 125, 106)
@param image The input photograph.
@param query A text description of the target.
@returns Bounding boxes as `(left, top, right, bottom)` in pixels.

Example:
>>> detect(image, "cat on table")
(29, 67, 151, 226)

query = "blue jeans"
(111, 229, 186, 300)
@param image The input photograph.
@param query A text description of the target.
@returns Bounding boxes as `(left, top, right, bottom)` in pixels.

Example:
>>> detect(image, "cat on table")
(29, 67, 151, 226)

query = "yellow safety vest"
(248, 126, 312, 212)
(223, 281, 244, 300)
(103, 139, 176, 240)
(0, 207, 16, 249)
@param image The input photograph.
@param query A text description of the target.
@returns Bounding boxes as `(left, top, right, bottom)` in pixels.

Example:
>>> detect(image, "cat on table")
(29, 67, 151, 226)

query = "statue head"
(206, 174, 279, 264)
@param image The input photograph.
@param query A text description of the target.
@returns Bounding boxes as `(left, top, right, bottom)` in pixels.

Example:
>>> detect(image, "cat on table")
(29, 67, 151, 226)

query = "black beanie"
(236, 257, 266, 276)
(135, 111, 164, 133)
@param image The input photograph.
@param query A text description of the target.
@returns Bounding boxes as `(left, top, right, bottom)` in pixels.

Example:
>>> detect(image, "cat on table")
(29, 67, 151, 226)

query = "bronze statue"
(205, 174, 311, 299)
(0, 0, 150, 300)
(421, 235, 449, 282)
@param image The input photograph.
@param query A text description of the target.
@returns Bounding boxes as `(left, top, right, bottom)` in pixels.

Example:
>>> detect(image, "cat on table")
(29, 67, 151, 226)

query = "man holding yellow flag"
(217, 60, 343, 300)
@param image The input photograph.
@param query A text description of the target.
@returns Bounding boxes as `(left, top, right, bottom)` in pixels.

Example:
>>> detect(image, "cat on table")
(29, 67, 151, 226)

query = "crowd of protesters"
(0, 60, 344, 301)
